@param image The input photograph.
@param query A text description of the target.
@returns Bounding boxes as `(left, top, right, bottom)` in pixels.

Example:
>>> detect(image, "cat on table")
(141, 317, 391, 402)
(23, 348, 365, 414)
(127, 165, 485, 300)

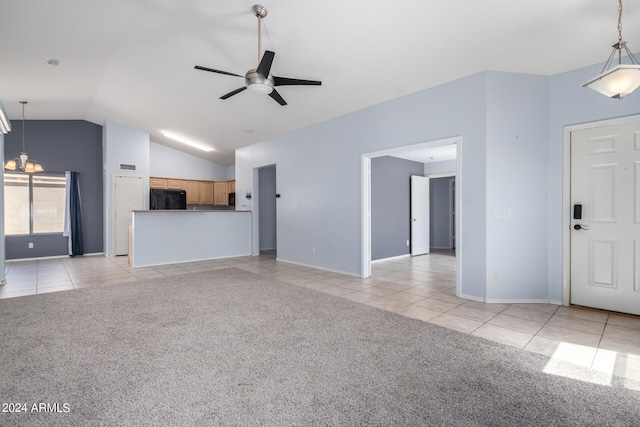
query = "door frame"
(562, 114, 640, 306)
(361, 137, 462, 296)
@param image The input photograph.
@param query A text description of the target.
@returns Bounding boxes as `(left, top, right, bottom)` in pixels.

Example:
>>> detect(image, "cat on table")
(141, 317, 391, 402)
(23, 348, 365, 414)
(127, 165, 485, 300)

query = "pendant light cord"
(21, 101, 26, 153)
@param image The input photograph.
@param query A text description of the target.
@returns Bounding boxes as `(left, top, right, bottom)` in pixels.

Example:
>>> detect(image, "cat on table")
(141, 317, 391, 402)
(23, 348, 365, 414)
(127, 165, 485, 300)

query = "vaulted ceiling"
(0, 1, 637, 165)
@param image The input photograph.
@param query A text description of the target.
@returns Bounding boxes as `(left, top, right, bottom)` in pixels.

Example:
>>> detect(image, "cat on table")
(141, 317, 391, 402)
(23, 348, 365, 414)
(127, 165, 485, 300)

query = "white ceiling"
(0, 1, 637, 166)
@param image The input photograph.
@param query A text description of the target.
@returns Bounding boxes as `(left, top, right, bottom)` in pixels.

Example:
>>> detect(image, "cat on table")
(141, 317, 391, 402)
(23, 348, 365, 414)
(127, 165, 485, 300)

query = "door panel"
(571, 119, 640, 315)
(114, 175, 145, 256)
(411, 175, 430, 256)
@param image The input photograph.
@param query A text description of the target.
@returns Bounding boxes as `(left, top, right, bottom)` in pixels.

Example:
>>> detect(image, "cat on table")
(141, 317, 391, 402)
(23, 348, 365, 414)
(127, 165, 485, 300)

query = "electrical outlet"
(28, 243, 34, 249)
(492, 269, 500, 281)
(406, 240, 410, 246)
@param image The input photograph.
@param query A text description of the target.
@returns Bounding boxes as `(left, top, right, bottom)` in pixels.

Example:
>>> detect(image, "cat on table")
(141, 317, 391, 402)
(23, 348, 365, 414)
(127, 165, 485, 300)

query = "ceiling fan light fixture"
(584, 0, 640, 98)
(247, 83, 274, 95)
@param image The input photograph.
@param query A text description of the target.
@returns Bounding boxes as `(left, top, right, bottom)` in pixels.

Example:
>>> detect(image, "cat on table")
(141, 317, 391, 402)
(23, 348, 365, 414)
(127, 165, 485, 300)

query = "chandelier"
(583, 0, 640, 98)
(4, 101, 43, 173)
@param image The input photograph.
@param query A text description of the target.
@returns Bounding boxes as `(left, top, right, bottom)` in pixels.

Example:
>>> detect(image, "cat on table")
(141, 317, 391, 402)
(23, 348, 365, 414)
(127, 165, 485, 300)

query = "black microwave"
(228, 192, 235, 206)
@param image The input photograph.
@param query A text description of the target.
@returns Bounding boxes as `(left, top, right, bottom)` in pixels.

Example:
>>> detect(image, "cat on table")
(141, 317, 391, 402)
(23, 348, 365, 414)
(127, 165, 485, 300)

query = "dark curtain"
(69, 172, 84, 256)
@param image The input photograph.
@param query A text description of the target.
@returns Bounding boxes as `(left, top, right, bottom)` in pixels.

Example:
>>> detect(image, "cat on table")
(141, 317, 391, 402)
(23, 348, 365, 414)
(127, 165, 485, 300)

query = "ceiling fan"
(194, 4, 322, 106)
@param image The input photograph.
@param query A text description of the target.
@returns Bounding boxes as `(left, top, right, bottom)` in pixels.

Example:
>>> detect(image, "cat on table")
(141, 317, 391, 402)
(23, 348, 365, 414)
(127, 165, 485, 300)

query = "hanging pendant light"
(583, 0, 640, 98)
(4, 101, 43, 173)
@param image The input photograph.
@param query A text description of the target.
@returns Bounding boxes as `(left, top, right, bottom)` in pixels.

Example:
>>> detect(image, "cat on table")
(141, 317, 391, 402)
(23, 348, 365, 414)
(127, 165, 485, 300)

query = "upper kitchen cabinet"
(150, 177, 168, 189)
(200, 181, 214, 205)
(213, 181, 228, 206)
(185, 181, 201, 205)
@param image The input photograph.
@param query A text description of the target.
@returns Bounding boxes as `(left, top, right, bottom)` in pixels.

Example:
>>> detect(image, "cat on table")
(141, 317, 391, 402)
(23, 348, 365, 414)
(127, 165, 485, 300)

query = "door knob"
(573, 224, 589, 230)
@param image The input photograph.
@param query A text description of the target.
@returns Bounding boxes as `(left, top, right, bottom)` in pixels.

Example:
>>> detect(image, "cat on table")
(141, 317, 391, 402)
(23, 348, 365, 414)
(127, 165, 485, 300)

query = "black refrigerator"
(150, 189, 187, 210)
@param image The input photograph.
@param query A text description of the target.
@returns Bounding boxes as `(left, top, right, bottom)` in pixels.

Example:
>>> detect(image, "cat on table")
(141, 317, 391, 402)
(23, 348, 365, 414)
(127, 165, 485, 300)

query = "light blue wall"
(237, 73, 488, 295)
(485, 72, 550, 302)
(424, 160, 456, 175)
(236, 61, 640, 302)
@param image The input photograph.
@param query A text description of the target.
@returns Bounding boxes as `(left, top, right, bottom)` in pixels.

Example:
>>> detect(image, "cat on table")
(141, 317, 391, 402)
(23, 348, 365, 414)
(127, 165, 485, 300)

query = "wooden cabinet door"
(213, 181, 228, 206)
(150, 177, 167, 189)
(167, 179, 184, 190)
(200, 181, 214, 205)
(185, 181, 201, 205)
(227, 180, 236, 193)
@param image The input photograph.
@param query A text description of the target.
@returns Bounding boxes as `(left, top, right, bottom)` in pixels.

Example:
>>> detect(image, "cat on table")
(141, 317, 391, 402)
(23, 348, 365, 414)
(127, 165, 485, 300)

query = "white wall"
(149, 142, 228, 181)
(424, 159, 456, 175)
(103, 121, 150, 257)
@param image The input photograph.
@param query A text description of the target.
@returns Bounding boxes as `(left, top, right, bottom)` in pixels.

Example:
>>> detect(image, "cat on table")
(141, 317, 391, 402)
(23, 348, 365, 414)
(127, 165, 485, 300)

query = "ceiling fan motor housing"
(246, 69, 274, 94)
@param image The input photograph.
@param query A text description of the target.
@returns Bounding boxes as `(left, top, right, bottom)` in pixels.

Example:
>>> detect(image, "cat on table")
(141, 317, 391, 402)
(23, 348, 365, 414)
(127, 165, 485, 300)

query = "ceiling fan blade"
(269, 89, 287, 106)
(256, 50, 275, 78)
(220, 87, 247, 100)
(195, 65, 244, 78)
(273, 76, 322, 86)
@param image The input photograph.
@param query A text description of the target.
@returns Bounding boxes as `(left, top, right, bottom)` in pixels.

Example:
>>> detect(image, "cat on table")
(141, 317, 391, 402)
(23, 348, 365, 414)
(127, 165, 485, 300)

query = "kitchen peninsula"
(130, 210, 251, 268)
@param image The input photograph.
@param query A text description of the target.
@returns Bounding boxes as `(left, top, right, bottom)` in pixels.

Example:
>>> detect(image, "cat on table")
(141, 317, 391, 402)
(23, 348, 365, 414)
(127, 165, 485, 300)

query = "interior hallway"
(2, 250, 639, 386)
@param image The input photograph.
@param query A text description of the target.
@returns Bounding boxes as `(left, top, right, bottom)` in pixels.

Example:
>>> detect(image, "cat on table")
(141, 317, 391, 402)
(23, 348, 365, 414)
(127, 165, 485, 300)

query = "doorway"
(564, 115, 640, 315)
(257, 165, 277, 255)
(362, 137, 461, 295)
(113, 175, 145, 256)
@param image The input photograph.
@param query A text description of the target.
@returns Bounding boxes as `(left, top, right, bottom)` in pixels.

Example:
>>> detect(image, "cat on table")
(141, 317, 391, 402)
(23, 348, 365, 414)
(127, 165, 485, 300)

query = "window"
(4, 172, 66, 235)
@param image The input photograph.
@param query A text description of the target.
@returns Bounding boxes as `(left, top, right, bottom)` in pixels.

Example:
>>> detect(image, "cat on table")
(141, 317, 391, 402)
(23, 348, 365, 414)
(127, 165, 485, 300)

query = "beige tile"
(412, 298, 459, 312)
(395, 305, 441, 322)
(340, 291, 379, 304)
(447, 305, 498, 323)
(37, 285, 75, 294)
(471, 324, 533, 349)
(383, 292, 425, 304)
(461, 300, 509, 313)
(37, 280, 74, 289)
(500, 306, 554, 323)
(364, 298, 409, 312)
(602, 325, 640, 346)
(488, 313, 545, 335)
(429, 293, 466, 305)
(537, 324, 601, 347)
(0, 289, 37, 299)
(429, 313, 483, 334)
(608, 314, 640, 331)
(363, 286, 400, 297)
(555, 306, 609, 323)
(514, 303, 560, 314)
(547, 314, 606, 335)
(599, 336, 640, 356)
(402, 286, 442, 298)
(524, 336, 597, 368)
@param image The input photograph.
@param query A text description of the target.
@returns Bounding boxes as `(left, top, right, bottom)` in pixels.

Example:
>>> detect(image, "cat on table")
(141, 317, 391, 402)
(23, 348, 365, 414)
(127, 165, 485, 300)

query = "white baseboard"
(371, 254, 411, 264)
(276, 257, 361, 278)
(7, 252, 104, 263)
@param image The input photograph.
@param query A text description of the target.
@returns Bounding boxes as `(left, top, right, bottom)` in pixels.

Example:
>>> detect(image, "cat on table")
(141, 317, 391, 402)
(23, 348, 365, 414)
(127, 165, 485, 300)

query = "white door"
(570, 119, 640, 315)
(114, 175, 145, 256)
(411, 175, 430, 256)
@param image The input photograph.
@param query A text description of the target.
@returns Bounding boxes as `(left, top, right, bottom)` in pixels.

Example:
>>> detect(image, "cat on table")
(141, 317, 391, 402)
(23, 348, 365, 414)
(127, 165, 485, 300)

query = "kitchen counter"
(130, 210, 252, 267)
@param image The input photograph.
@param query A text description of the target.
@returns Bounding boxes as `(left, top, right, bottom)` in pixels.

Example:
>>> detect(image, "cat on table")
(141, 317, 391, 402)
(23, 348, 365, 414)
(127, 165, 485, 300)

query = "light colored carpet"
(0, 268, 638, 426)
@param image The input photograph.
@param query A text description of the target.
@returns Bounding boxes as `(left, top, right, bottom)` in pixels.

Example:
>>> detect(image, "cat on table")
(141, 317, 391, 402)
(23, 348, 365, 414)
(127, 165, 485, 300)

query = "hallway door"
(570, 118, 640, 315)
(411, 175, 430, 256)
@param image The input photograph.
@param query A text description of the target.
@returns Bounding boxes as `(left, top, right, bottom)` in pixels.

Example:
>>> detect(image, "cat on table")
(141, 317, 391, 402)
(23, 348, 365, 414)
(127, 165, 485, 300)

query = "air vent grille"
(120, 164, 136, 171)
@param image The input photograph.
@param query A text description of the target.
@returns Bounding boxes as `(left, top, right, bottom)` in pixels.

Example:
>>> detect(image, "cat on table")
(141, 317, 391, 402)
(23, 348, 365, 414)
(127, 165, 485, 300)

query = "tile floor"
(2, 250, 640, 386)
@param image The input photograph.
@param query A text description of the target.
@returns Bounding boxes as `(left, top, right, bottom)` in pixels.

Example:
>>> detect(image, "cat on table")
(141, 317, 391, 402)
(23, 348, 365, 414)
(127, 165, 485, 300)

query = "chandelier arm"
(601, 48, 618, 74)
(622, 44, 640, 65)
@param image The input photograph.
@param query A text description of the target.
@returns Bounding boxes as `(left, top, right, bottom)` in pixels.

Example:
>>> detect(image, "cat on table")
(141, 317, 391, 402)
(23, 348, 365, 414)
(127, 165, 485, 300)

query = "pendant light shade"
(583, 1, 640, 98)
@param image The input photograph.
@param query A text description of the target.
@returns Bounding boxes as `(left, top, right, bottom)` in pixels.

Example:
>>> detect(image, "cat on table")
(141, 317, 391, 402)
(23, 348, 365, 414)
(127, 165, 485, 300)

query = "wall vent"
(120, 164, 136, 171)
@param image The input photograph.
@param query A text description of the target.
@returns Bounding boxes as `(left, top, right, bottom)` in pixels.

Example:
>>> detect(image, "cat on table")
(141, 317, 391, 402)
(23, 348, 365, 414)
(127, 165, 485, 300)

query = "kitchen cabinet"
(227, 180, 236, 193)
(167, 179, 184, 190)
(150, 177, 167, 189)
(213, 181, 228, 206)
(200, 181, 214, 205)
(185, 181, 200, 205)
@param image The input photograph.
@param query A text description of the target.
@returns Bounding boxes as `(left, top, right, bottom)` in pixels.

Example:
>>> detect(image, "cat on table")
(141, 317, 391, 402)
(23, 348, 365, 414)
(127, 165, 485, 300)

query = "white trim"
(425, 172, 456, 179)
(371, 254, 411, 263)
(276, 257, 361, 278)
(562, 114, 640, 307)
(6, 252, 105, 263)
(485, 298, 563, 305)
